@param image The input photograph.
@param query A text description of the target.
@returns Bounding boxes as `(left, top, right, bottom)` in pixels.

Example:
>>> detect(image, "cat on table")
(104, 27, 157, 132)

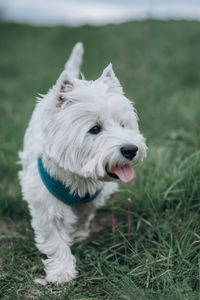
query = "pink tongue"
(112, 164, 134, 183)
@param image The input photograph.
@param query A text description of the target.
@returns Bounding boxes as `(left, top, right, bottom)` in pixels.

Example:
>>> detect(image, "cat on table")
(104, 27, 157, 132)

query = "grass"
(0, 20, 200, 299)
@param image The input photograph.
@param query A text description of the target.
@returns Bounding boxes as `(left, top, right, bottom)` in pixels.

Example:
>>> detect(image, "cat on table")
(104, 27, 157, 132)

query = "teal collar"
(37, 157, 103, 206)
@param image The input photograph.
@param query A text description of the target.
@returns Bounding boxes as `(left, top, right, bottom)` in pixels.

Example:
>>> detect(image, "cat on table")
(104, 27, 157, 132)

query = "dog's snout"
(120, 144, 138, 160)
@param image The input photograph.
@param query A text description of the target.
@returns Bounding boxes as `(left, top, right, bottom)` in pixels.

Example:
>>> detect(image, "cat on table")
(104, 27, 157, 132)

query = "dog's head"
(40, 44, 147, 183)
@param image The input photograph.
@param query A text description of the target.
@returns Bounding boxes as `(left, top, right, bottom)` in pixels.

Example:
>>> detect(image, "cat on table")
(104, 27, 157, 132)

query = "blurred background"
(0, 0, 200, 25)
(0, 1, 200, 299)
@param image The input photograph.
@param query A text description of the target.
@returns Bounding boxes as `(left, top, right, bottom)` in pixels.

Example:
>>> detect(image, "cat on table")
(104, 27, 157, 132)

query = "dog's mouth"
(106, 164, 134, 183)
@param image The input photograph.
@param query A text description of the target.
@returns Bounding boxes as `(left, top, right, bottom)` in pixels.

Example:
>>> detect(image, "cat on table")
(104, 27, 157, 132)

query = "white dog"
(18, 42, 147, 284)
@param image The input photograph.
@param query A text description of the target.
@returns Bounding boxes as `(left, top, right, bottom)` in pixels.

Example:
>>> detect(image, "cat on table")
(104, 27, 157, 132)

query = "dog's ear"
(100, 64, 123, 94)
(64, 42, 84, 78)
(54, 71, 75, 107)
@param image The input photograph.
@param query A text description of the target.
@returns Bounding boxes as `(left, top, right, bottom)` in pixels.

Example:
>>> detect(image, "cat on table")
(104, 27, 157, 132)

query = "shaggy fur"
(18, 42, 147, 284)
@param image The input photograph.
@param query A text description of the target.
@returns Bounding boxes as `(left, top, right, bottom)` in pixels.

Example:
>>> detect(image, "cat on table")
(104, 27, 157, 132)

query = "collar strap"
(37, 157, 103, 206)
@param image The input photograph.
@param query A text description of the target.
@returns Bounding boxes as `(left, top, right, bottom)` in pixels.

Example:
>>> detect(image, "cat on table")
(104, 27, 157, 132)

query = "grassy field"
(0, 21, 200, 299)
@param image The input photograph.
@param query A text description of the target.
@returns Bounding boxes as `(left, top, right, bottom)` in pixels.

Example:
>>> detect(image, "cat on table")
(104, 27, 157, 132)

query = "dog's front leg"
(32, 216, 77, 284)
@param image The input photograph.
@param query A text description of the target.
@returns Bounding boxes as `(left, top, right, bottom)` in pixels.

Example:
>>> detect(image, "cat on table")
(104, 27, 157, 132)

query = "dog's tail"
(64, 42, 84, 78)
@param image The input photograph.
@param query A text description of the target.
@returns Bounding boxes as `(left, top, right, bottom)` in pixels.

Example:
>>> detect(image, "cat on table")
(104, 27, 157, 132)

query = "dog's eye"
(89, 125, 102, 135)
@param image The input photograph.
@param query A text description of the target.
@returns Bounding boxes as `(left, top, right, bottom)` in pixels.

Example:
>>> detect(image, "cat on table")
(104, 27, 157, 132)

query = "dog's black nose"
(120, 145, 138, 160)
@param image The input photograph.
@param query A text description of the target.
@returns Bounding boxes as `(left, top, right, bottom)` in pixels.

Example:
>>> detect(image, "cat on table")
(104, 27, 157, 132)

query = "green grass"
(0, 20, 200, 299)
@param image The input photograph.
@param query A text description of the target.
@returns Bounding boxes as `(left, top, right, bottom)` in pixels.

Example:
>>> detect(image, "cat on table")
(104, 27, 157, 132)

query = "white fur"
(18, 42, 147, 284)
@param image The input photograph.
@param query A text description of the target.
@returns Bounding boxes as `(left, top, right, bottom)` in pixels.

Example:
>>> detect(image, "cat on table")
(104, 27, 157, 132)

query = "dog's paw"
(34, 276, 47, 286)
(46, 269, 78, 284)
(73, 229, 90, 243)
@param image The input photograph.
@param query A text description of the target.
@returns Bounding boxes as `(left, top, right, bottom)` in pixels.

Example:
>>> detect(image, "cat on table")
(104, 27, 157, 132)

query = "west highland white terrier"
(18, 42, 147, 284)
